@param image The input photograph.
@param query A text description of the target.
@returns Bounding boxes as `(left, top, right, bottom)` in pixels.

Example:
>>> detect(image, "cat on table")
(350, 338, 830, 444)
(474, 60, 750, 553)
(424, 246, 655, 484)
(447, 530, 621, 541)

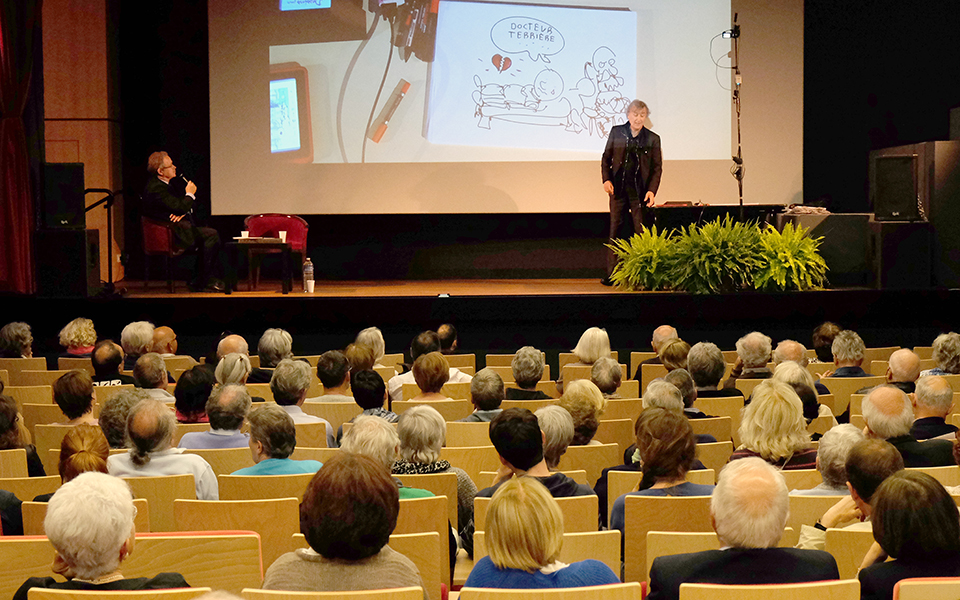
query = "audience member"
(58, 318, 96, 357)
(348, 370, 396, 420)
(178, 384, 251, 449)
(773, 339, 830, 395)
(438, 323, 458, 354)
(647, 458, 839, 600)
(12, 472, 189, 600)
(663, 369, 708, 418)
(557, 327, 611, 393)
(91, 340, 135, 386)
(910, 375, 957, 440)
(686, 342, 743, 398)
(790, 424, 864, 495)
(633, 325, 678, 376)
(464, 477, 619, 589)
(771, 361, 835, 423)
(730, 380, 817, 469)
(133, 353, 173, 399)
(862, 384, 954, 466)
(312, 350, 353, 401)
(0, 394, 44, 476)
(53, 370, 98, 426)
(174, 366, 216, 422)
(345, 343, 377, 374)
(826, 329, 868, 377)
(921, 332, 960, 376)
(811, 321, 841, 363)
(610, 408, 714, 538)
(461, 368, 504, 422)
(411, 351, 450, 400)
(476, 408, 594, 498)
(355, 327, 387, 367)
(151, 325, 178, 356)
(535, 405, 574, 470)
(859, 471, 960, 600)
(591, 357, 623, 398)
(215, 352, 253, 385)
(262, 453, 427, 596)
(0, 321, 33, 358)
(642, 380, 683, 412)
(506, 346, 550, 400)
(393, 405, 478, 537)
(722, 331, 772, 389)
(558, 379, 607, 445)
(796, 438, 903, 550)
(659, 339, 690, 372)
(107, 398, 218, 499)
(387, 331, 472, 405)
(216, 334, 249, 360)
(881, 349, 921, 393)
(271, 359, 336, 448)
(34, 424, 110, 502)
(99, 389, 151, 448)
(339, 416, 433, 499)
(233, 404, 322, 475)
(120, 321, 154, 370)
(249, 328, 294, 383)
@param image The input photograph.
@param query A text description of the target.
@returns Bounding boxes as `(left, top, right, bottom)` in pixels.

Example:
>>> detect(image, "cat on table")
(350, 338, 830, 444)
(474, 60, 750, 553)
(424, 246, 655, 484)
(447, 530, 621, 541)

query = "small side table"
(225, 238, 292, 294)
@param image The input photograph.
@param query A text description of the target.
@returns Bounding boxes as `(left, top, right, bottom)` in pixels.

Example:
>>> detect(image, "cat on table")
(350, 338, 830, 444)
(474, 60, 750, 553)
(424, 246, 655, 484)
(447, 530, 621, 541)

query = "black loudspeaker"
(870, 219, 932, 289)
(42, 163, 85, 228)
(874, 155, 921, 221)
(777, 213, 873, 287)
(35, 229, 100, 298)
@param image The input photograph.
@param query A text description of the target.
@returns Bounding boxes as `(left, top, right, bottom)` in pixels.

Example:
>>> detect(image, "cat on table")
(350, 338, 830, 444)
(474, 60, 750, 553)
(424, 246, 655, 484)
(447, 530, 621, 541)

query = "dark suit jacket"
(910, 416, 958, 440)
(859, 554, 960, 600)
(648, 547, 840, 600)
(247, 367, 275, 384)
(142, 176, 198, 247)
(887, 434, 955, 466)
(601, 123, 662, 195)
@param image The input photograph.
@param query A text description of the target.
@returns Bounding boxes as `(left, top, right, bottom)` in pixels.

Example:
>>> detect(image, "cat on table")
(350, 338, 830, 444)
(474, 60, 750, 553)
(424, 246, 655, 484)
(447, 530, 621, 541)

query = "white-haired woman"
(557, 327, 611, 394)
(772, 361, 837, 426)
(58, 318, 97, 358)
(392, 405, 477, 537)
(215, 353, 265, 402)
(729, 380, 817, 470)
(356, 327, 387, 367)
(13, 472, 189, 600)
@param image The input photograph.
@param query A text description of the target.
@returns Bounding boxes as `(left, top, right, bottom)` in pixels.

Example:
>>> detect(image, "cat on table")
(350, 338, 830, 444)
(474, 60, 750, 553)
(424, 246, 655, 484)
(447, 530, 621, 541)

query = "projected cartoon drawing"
(572, 47, 631, 138)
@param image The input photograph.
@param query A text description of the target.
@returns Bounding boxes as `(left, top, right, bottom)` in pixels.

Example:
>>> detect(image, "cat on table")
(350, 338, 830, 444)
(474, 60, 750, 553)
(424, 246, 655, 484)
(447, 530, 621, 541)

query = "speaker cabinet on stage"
(35, 229, 100, 298)
(42, 163, 85, 229)
(869, 218, 932, 289)
(776, 213, 872, 287)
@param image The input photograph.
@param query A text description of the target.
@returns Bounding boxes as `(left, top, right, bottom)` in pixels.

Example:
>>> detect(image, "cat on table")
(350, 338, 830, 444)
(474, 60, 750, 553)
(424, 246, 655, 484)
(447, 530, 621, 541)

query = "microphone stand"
(84, 188, 125, 298)
(725, 16, 745, 221)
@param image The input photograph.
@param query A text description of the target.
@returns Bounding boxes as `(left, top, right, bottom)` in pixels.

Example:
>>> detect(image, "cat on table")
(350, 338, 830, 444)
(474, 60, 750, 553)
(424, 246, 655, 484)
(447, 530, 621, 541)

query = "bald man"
(634, 324, 678, 378)
(886, 349, 921, 393)
(648, 458, 839, 600)
(773, 339, 830, 395)
(910, 375, 957, 440)
(152, 326, 178, 357)
(862, 384, 954, 466)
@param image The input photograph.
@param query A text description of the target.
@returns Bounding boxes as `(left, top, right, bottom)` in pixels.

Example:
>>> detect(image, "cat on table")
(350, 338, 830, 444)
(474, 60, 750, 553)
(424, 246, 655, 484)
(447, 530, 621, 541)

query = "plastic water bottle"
(302, 258, 314, 292)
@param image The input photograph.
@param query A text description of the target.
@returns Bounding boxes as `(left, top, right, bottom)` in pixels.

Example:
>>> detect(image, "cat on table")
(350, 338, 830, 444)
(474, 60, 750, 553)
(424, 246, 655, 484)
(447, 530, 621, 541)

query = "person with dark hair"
(174, 366, 216, 423)
(91, 340, 134, 386)
(106, 399, 217, 499)
(311, 350, 353, 402)
(53, 370, 97, 426)
(811, 321, 841, 363)
(387, 331, 471, 405)
(232, 404, 321, 475)
(345, 343, 377, 376)
(438, 324, 457, 354)
(476, 408, 594, 499)
(336, 370, 396, 445)
(0, 394, 45, 477)
(609, 408, 714, 539)
(859, 471, 960, 600)
(34, 424, 110, 502)
(98, 389, 151, 449)
(178, 384, 251, 449)
(262, 453, 427, 596)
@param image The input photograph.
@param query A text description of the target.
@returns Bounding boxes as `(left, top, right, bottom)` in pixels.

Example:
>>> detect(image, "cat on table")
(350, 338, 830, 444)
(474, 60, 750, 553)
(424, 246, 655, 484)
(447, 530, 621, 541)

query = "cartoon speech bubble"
(490, 17, 565, 63)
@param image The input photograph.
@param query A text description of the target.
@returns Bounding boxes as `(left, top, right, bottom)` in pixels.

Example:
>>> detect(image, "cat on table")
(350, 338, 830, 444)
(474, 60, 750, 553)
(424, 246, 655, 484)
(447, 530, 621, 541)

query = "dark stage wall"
(7, 289, 959, 374)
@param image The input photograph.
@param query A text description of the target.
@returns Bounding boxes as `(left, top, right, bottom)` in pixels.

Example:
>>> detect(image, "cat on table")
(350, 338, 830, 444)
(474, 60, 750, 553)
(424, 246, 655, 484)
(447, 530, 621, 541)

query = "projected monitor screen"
(209, 0, 800, 215)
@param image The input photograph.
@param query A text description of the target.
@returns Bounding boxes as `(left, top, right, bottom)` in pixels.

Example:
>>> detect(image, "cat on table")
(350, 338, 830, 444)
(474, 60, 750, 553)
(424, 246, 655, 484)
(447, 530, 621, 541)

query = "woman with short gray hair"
(0, 321, 33, 358)
(922, 332, 960, 376)
(506, 346, 550, 400)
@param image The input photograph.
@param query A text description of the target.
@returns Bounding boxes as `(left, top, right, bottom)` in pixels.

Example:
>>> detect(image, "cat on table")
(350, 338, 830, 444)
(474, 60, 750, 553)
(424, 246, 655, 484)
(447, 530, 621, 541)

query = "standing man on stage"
(600, 100, 662, 286)
(142, 151, 223, 292)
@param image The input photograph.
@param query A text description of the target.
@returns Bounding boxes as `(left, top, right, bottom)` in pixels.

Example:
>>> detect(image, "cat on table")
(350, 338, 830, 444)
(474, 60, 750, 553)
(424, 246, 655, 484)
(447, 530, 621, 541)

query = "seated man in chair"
(142, 150, 222, 292)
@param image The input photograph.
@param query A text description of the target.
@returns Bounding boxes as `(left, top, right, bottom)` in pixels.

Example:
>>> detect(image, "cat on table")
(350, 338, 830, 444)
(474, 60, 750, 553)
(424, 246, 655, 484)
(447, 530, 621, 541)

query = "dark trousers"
(607, 191, 653, 274)
(177, 224, 221, 286)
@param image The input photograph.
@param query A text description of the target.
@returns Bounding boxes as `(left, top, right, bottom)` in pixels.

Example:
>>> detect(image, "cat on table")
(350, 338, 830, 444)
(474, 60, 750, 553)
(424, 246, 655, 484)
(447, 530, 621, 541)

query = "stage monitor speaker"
(874, 155, 921, 221)
(42, 163, 85, 228)
(35, 229, 100, 298)
(870, 219, 932, 289)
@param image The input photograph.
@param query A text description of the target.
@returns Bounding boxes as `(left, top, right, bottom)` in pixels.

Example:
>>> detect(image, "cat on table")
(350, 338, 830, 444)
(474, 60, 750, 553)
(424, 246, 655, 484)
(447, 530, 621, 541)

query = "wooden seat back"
(474, 494, 598, 533)
(694, 441, 734, 476)
(602, 398, 643, 422)
(439, 446, 500, 489)
(689, 416, 733, 442)
(556, 443, 620, 487)
(394, 399, 472, 421)
(0, 449, 28, 478)
(640, 364, 669, 395)
(0, 475, 60, 501)
(893, 577, 960, 600)
(824, 527, 876, 580)
(394, 495, 451, 585)
(218, 472, 314, 502)
(606, 470, 715, 526)
(444, 421, 492, 447)
(594, 419, 634, 455)
(301, 402, 363, 432)
(694, 397, 745, 446)
(623, 495, 714, 582)
(18, 370, 74, 388)
(474, 530, 620, 578)
(0, 357, 47, 386)
(182, 447, 256, 477)
(4, 386, 53, 405)
(401, 382, 471, 402)
(29, 588, 212, 600)
(818, 376, 885, 415)
(678, 580, 859, 600)
(24, 498, 150, 535)
(394, 471, 459, 528)
(122, 474, 197, 532)
(461, 583, 642, 600)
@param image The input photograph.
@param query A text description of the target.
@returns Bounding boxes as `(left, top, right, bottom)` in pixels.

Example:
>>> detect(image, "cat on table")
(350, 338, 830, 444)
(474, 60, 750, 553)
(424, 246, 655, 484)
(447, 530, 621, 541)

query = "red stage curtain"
(0, 0, 41, 294)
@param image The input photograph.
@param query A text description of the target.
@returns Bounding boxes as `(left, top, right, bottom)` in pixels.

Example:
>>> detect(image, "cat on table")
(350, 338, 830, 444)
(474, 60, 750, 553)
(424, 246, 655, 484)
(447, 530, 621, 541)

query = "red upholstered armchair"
(243, 213, 309, 289)
(141, 216, 186, 292)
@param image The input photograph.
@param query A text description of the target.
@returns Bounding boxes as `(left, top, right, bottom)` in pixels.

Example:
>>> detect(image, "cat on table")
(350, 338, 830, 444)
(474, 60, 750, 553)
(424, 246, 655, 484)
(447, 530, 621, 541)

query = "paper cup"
(240, 230, 249, 238)
(278, 230, 287, 242)
(306, 280, 315, 293)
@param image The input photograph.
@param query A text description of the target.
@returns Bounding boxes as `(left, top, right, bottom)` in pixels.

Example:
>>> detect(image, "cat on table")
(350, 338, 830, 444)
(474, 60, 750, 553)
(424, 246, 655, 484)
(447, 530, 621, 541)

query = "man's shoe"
(205, 279, 225, 293)
(600, 276, 614, 287)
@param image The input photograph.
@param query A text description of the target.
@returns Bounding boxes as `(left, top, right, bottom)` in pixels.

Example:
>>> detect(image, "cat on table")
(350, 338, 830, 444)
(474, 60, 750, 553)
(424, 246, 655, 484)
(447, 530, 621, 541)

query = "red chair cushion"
(244, 214, 308, 254)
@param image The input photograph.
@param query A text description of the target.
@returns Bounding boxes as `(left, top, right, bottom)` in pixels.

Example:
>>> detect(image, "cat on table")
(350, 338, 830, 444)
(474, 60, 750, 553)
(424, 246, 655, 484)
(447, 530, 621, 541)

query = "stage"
(9, 277, 959, 374)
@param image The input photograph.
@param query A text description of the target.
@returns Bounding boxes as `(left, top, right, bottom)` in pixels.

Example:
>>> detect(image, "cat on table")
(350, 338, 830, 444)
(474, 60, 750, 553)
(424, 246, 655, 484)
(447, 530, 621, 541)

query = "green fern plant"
(606, 226, 675, 291)
(754, 222, 829, 291)
(671, 216, 764, 294)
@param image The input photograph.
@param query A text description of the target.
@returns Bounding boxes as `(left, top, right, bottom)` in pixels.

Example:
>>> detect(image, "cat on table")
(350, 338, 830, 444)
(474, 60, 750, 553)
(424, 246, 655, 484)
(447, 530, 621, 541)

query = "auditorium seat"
(401, 383, 471, 402)
(122, 474, 197, 532)
(557, 443, 620, 486)
(444, 421, 493, 447)
(474, 529, 621, 578)
(0, 475, 59, 502)
(394, 398, 472, 421)
(0, 449, 28, 478)
(894, 577, 960, 600)
(606, 470, 715, 527)
(218, 472, 314, 502)
(629, 352, 658, 378)
(693, 442, 735, 480)
(141, 216, 186, 293)
(394, 472, 459, 527)
(23, 498, 150, 535)
(2, 386, 52, 406)
(395, 495, 451, 585)
(474, 495, 598, 534)
(623, 495, 714, 582)
(0, 357, 47, 386)
(559, 352, 619, 370)
(182, 447, 255, 477)
(29, 587, 211, 600)
(594, 418, 634, 455)
(56, 357, 95, 374)
(689, 416, 732, 442)
(242, 587, 425, 600)
(678, 580, 859, 600)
